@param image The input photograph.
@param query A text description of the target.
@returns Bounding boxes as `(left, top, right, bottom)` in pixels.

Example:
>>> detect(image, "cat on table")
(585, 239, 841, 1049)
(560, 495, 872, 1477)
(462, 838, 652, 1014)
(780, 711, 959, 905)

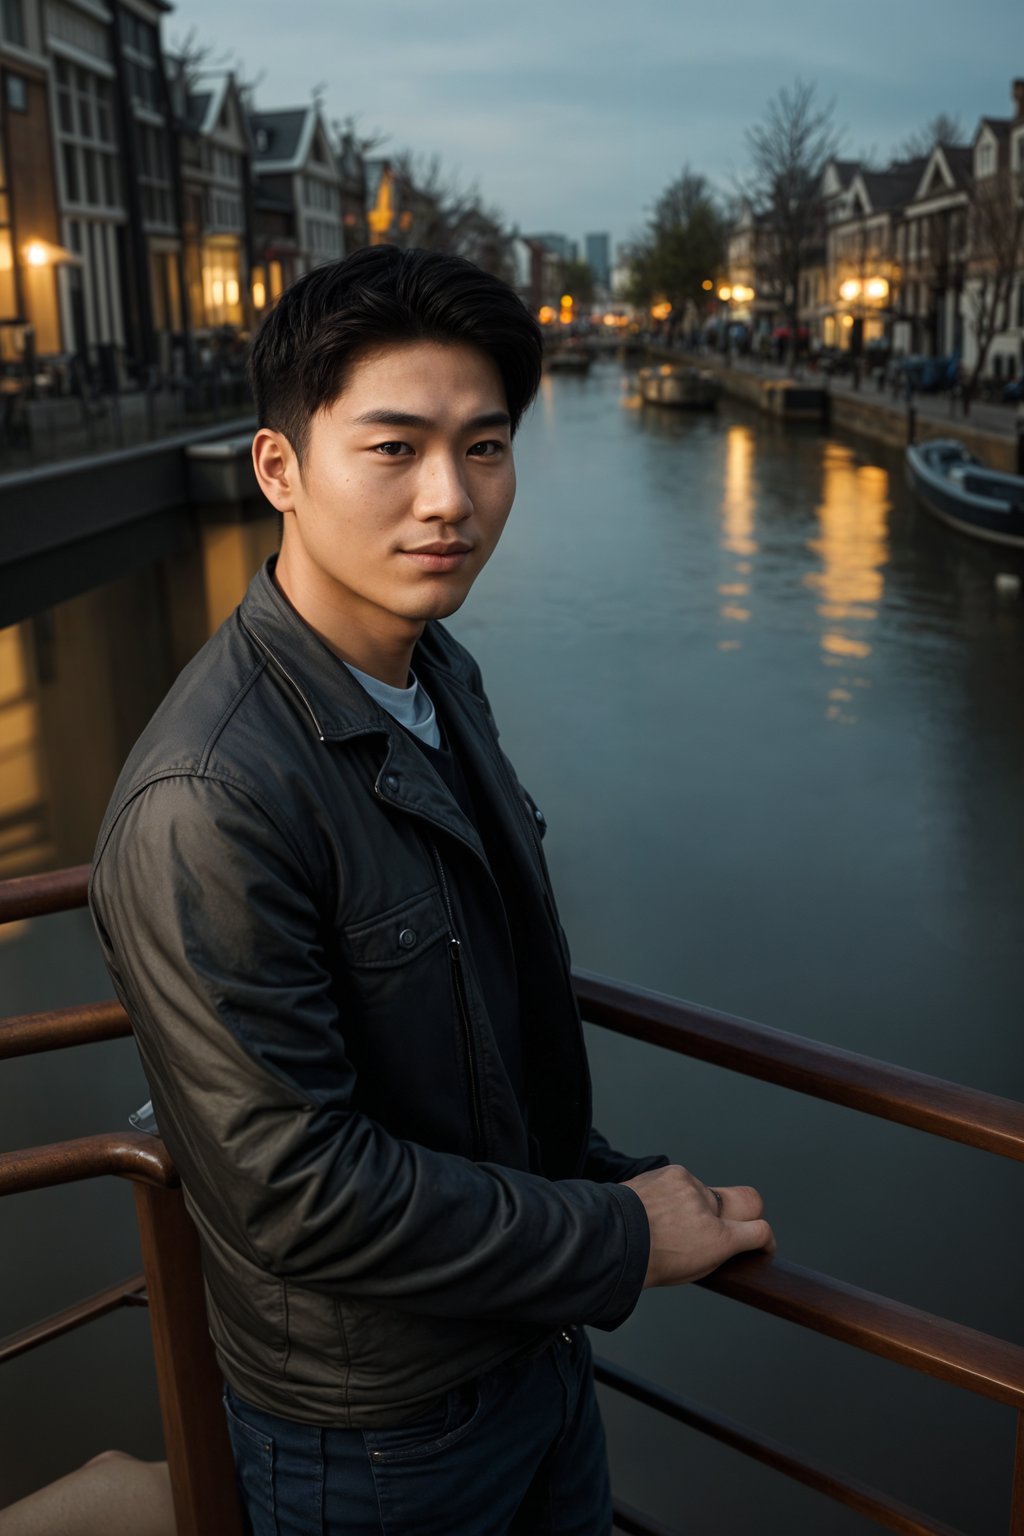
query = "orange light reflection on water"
(717, 426, 758, 647)
(805, 444, 890, 723)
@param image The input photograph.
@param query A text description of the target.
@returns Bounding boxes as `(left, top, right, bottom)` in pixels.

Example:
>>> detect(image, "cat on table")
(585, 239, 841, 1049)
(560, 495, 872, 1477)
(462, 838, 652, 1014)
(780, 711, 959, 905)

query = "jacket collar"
(239, 555, 451, 743)
(238, 557, 491, 859)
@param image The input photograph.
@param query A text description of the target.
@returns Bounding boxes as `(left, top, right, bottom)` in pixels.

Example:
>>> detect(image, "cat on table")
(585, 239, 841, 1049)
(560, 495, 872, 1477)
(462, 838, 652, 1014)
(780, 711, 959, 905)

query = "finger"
(714, 1185, 765, 1222)
(702, 1183, 724, 1218)
(723, 1217, 775, 1257)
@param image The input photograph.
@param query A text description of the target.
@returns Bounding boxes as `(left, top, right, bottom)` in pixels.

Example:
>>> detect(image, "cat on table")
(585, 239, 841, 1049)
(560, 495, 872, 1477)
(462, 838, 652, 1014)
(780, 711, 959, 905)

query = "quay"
(0, 419, 257, 630)
(643, 345, 1023, 475)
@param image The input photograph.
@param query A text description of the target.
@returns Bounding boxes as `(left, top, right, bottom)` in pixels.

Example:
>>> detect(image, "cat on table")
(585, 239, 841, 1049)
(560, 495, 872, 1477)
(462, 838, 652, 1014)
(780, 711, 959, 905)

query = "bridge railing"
(2, 866, 1022, 1535)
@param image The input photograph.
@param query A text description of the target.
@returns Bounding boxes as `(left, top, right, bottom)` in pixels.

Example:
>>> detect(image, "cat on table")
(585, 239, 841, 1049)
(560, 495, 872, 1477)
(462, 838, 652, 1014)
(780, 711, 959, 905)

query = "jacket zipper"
(428, 840, 485, 1161)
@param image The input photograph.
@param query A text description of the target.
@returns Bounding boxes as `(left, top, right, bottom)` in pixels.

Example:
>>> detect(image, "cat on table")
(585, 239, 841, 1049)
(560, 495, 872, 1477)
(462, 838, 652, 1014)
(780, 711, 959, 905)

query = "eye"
(373, 441, 412, 457)
(467, 440, 505, 458)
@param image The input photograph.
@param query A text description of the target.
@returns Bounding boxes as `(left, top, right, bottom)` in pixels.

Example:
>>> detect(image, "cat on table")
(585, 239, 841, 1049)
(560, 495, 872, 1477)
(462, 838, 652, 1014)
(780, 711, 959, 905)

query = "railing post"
(133, 1181, 244, 1536)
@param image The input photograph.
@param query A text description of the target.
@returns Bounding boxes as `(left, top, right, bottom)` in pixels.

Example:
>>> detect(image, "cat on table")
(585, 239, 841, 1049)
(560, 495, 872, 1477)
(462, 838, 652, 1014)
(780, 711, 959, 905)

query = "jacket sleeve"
(90, 773, 650, 1332)
(582, 1127, 670, 1184)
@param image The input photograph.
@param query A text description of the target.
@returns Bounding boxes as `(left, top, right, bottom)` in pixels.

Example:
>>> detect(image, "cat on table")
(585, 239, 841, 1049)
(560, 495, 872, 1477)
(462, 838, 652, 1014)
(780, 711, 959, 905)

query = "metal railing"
(2, 866, 1022, 1535)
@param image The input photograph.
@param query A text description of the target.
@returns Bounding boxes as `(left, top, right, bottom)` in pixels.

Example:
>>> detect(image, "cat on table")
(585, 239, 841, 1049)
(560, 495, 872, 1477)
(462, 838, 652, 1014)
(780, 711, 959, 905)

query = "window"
(1, 0, 25, 47)
(6, 73, 27, 111)
(54, 59, 121, 211)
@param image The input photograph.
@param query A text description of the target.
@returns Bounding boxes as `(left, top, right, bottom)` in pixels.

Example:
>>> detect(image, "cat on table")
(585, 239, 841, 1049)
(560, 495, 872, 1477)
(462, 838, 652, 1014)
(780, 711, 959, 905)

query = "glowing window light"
(864, 277, 889, 301)
(25, 241, 49, 267)
(839, 279, 861, 302)
(252, 280, 267, 308)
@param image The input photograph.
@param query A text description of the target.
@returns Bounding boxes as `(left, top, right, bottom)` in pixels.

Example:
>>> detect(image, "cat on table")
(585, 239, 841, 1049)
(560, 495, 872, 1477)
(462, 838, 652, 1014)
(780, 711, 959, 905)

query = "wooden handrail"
(3, 869, 1021, 1164)
(699, 1253, 1024, 1410)
(595, 1357, 968, 1536)
(0, 864, 89, 923)
(575, 970, 1024, 1163)
(0, 1273, 146, 1366)
(0, 1132, 178, 1196)
(0, 999, 130, 1059)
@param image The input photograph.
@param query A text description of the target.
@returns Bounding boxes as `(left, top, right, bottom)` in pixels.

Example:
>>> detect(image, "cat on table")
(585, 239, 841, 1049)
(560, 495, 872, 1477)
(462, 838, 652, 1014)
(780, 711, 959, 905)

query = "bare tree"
(390, 151, 511, 277)
(964, 159, 1024, 406)
(897, 113, 966, 159)
(742, 79, 842, 362)
(626, 167, 724, 335)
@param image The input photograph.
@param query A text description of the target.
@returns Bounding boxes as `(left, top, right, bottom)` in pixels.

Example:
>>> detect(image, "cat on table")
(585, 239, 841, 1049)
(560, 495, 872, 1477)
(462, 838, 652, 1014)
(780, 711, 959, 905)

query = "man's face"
(261, 340, 516, 665)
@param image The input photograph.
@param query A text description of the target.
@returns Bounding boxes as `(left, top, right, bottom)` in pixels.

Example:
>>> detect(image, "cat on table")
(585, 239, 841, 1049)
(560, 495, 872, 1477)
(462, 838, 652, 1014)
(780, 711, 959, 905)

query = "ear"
(252, 429, 300, 513)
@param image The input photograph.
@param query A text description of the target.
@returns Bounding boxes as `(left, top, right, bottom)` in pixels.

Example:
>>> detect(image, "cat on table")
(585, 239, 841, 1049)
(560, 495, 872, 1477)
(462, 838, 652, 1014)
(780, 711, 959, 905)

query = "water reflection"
(0, 624, 48, 877)
(805, 443, 890, 723)
(718, 424, 758, 646)
(0, 512, 278, 877)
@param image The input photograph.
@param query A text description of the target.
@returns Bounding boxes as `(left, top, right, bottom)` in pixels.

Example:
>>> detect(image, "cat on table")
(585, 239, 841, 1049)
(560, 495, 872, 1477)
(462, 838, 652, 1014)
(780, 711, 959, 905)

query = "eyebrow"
(350, 409, 511, 431)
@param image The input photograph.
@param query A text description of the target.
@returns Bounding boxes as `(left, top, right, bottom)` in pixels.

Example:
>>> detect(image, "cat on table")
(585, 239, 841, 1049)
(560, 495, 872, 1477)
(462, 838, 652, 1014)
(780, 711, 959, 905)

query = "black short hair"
(247, 246, 543, 464)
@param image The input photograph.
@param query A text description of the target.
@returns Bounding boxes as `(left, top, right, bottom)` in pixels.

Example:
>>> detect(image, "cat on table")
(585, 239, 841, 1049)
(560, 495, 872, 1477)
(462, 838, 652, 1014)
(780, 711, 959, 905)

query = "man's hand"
(622, 1164, 775, 1288)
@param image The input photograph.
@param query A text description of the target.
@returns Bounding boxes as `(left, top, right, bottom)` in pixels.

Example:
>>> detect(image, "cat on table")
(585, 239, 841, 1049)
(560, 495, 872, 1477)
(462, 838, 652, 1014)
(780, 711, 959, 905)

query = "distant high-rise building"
(530, 233, 577, 264)
(585, 232, 611, 289)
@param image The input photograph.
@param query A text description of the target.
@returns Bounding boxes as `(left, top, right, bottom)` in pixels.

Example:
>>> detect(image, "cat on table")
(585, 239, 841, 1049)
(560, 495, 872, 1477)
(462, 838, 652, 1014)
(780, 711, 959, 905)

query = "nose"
(412, 451, 473, 523)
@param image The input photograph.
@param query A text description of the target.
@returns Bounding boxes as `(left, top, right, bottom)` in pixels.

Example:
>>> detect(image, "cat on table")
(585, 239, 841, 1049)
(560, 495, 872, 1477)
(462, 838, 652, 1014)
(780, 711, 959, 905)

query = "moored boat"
(638, 364, 719, 410)
(545, 349, 593, 375)
(905, 438, 1024, 549)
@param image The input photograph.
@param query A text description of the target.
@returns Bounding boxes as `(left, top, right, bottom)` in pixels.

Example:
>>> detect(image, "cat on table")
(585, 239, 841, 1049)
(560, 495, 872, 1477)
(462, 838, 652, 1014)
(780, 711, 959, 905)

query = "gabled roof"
(856, 157, 926, 213)
(248, 107, 337, 175)
(249, 109, 310, 167)
(912, 143, 973, 203)
(978, 117, 1012, 140)
(185, 90, 212, 134)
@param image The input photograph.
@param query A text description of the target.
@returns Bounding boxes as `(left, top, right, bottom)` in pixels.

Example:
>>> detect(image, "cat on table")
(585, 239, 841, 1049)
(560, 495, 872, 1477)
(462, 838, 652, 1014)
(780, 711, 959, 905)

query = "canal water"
(2, 361, 1023, 1531)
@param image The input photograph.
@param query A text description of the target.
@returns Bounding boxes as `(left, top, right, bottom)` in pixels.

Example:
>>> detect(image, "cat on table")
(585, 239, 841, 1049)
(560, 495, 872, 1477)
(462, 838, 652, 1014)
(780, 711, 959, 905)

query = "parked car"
(1001, 376, 1024, 404)
(887, 353, 960, 395)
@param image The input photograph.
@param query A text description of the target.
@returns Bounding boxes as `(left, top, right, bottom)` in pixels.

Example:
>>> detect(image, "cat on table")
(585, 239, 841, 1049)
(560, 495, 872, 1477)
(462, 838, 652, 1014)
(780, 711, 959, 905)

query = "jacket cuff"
(590, 1184, 650, 1331)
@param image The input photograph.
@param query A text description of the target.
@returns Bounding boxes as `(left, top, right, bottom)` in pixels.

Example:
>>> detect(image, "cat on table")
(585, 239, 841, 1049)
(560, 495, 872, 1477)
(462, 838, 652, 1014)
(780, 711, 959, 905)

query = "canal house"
(896, 142, 972, 359)
(168, 64, 253, 341)
(248, 103, 344, 316)
(0, 0, 65, 368)
(826, 159, 923, 359)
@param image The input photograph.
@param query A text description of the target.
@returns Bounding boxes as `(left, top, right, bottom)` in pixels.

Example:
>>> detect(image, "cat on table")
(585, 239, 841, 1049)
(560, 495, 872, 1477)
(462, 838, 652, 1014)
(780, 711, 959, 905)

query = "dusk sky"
(165, 0, 1023, 256)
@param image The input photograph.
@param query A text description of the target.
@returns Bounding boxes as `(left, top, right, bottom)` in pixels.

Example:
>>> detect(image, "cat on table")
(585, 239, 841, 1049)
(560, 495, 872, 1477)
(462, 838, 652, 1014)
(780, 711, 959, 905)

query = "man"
(90, 247, 773, 1536)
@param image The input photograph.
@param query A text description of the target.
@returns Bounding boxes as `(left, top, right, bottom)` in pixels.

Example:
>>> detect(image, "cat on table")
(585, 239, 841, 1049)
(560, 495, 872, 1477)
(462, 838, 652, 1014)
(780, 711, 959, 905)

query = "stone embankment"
(643, 346, 1022, 474)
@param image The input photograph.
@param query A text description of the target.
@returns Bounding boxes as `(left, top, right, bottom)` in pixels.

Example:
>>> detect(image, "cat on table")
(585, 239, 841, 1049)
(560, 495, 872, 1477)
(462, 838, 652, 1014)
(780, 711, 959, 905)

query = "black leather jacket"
(89, 558, 661, 1427)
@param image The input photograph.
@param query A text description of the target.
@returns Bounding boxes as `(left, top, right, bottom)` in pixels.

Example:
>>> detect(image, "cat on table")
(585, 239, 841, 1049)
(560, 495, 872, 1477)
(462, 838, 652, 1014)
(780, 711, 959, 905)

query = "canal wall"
(826, 389, 1019, 474)
(644, 346, 1020, 473)
(0, 417, 257, 629)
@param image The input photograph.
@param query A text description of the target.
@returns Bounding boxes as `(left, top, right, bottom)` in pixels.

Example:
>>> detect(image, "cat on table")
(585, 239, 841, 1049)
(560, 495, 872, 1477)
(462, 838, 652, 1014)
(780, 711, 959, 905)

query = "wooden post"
(133, 1182, 244, 1536)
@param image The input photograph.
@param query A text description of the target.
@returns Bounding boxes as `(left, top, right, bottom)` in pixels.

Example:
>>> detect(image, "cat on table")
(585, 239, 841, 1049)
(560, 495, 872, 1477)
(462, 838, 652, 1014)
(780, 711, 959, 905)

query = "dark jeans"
(223, 1326, 613, 1535)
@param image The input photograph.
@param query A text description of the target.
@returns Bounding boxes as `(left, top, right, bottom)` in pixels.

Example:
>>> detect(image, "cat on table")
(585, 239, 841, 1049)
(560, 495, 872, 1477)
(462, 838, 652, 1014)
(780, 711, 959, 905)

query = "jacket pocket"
(342, 889, 449, 971)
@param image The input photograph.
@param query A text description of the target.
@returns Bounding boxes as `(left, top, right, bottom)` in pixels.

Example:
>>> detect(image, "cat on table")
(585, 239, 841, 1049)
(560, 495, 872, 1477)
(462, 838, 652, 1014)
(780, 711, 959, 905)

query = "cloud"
(166, 0, 1024, 246)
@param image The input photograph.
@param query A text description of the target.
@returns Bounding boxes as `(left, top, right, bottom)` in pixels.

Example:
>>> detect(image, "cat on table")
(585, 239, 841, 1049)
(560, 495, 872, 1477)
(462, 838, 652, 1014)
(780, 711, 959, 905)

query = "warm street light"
(538, 305, 555, 324)
(864, 277, 889, 301)
(560, 293, 574, 308)
(21, 238, 80, 267)
(650, 301, 672, 321)
(718, 285, 732, 301)
(701, 279, 714, 291)
(839, 279, 861, 302)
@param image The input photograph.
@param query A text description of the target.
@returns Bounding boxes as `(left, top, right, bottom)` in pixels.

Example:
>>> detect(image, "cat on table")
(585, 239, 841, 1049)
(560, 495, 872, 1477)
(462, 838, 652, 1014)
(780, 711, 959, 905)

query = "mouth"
(401, 542, 473, 572)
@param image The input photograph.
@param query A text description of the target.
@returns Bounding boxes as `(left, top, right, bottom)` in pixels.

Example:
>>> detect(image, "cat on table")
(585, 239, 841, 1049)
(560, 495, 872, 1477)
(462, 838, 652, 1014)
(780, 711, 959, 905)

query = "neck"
(272, 556, 421, 688)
